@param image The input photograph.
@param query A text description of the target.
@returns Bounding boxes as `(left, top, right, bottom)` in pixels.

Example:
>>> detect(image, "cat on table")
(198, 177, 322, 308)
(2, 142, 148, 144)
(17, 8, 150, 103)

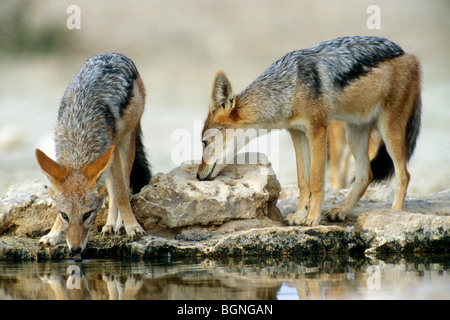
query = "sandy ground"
(1, 0, 449, 197)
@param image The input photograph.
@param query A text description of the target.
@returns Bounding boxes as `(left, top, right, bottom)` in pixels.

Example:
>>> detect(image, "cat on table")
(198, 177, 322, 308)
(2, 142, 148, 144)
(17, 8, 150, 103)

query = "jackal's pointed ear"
(35, 149, 71, 183)
(210, 70, 235, 115)
(82, 146, 115, 184)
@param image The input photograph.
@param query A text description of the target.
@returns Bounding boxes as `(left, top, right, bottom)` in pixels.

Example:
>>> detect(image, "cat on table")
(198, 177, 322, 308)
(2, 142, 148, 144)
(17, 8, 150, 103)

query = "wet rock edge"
(1, 180, 449, 261)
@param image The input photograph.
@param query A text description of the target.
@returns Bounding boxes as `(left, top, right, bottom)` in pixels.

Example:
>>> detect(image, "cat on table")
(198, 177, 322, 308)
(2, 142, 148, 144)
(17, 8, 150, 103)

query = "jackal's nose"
(70, 247, 82, 254)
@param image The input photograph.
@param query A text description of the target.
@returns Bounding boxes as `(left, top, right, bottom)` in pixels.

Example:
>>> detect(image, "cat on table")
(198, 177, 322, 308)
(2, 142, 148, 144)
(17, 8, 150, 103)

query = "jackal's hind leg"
(379, 117, 410, 210)
(326, 124, 372, 222)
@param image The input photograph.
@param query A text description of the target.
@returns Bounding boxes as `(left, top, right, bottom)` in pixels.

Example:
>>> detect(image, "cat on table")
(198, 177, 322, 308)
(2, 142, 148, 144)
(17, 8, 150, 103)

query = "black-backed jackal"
(36, 53, 151, 256)
(197, 36, 421, 226)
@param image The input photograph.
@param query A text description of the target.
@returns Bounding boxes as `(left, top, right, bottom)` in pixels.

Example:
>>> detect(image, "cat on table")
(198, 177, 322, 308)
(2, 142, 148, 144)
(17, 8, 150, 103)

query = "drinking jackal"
(36, 53, 151, 255)
(198, 36, 421, 226)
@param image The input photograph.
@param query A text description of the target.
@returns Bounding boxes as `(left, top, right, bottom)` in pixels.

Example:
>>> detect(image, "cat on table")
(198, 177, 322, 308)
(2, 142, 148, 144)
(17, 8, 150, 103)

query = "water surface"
(1, 255, 449, 300)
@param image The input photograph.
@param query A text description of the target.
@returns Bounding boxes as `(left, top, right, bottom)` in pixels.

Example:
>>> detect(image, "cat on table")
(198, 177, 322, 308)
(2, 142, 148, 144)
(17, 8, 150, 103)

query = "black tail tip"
(130, 159, 151, 194)
(129, 125, 152, 194)
(370, 142, 395, 184)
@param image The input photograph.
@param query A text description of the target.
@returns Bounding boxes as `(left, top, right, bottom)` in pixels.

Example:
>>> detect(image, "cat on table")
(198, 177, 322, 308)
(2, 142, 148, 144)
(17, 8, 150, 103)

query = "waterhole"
(0, 255, 448, 300)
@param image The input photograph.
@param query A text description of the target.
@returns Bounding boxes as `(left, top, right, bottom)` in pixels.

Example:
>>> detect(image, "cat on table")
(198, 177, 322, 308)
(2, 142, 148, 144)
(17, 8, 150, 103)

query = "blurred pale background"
(0, 0, 449, 196)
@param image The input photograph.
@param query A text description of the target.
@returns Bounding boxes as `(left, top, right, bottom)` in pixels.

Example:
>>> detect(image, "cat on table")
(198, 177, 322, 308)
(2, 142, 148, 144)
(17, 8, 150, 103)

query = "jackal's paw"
(116, 225, 126, 235)
(299, 217, 320, 227)
(325, 208, 347, 222)
(125, 224, 146, 241)
(101, 224, 115, 236)
(286, 212, 319, 226)
(38, 234, 61, 249)
(285, 213, 301, 226)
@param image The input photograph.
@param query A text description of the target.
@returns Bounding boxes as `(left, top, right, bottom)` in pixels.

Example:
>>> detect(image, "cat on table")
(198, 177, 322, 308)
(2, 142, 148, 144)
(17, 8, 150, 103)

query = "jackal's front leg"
(286, 129, 311, 226)
(101, 173, 124, 235)
(39, 216, 64, 248)
(110, 148, 145, 241)
(299, 127, 327, 226)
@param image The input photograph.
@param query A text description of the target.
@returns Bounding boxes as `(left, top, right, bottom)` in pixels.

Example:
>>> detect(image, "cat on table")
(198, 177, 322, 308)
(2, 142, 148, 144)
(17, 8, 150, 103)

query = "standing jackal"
(197, 36, 421, 226)
(36, 53, 151, 255)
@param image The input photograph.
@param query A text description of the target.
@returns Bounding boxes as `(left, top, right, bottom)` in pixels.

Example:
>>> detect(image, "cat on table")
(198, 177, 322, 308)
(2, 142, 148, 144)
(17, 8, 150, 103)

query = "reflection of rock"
(1, 159, 450, 260)
(1, 256, 448, 299)
(132, 156, 283, 229)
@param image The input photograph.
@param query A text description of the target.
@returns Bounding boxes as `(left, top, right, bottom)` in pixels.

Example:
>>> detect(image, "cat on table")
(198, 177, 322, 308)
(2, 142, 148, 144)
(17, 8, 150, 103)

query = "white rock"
(356, 209, 450, 255)
(132, 154, 283, 228)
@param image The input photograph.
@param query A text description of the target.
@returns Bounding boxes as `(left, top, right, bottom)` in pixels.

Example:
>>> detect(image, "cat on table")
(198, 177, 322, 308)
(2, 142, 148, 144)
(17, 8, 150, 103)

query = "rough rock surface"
(356, 209, 450, 255)
(0, 181, 58, 238)
(0, 158, 449, 260)
(132, 158, 283, 228)
(124, 225, 361, 259)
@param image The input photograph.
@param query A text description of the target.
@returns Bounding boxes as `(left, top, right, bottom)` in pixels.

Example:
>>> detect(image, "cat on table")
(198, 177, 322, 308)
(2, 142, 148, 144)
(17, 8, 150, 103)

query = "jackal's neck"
(55, 114, 113, 170)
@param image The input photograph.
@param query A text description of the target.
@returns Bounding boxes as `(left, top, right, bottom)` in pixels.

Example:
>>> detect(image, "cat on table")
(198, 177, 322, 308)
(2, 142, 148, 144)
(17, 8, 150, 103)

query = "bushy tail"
(130, 125, 152, 194)
(370, 93, 422, 183)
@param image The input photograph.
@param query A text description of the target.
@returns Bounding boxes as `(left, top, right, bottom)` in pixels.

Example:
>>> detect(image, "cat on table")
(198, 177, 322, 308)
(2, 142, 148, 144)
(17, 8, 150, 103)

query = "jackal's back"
(242, 36, 405, 102)
(55, 53, 138, 169)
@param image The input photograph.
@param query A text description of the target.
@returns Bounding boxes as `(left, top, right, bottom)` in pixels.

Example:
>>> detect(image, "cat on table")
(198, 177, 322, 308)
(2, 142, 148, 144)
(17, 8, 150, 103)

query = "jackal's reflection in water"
(0, 256, 449, 300)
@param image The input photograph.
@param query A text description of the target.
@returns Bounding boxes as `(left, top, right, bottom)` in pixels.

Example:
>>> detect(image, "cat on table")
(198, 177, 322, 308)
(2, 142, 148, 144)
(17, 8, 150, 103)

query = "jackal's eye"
(59, 212, 69, 222)
(83, 210, 94, 222)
